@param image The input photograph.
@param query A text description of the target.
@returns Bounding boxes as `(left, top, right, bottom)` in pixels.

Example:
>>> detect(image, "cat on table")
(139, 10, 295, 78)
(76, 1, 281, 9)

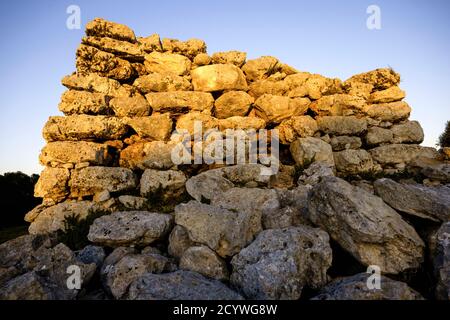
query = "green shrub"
(438, 120, 450, 148)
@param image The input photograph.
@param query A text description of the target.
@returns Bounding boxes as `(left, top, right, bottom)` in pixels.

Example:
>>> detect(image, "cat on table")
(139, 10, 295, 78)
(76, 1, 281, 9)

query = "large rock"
(125, 114, 172, 140)
(230, 226, 332, 300)
(105, 253, 173, 299)
(365, 127, 393, 146)
(88, 211, 173, 247)
(58, 90, 110, 115)
(363, 101, 411, 122)
(120, 141, 176, 170)
(138, 33, 162, 52)
(373, 178, 450, 221)
(145, 91, 214, 113)
(85, 18, 136, 42)
(61, 73, 132, 97)
(211, 50, 246, 67)
(185, 169, 234, 202)
(40, 141, 114, 167)
(175, 112, 219, 135)
(26, 201, 103, 234)
(312, 273, 423, 300)
(330, 136, 362, 151)
(369, 144, 439, 166)
(333, 149, 375, 175)
(126, 270, 243, 300)
(297, 161, 334, 186)
(308, 177, 425, 274)
(369, 86, 405, 103)
(285, 73, 342, 100)
(317, 116, 367, 136)
(248, 78, 288, 98)
(109, 94, 151, 117)
(43, 115, 128, 142)
(214, 91, 253, 118)
(345, 68, 400, 90)
(241, 56, 280, 82)
(218, 116, 266, 131)
(408, 157, 450, 183)
(144, 52, 191, 75)
(162, 38, 206, 59)
(278, 115, 318, 144)
(254, 94, 309, 124)
(429, 222, 450, 300)
(140, 169, 186, 199)
(70, 167, 137, 198)
(133, 73, 191, 93)
(191, 64, 248, 92)
(76, 44, 133, 81)
(34, 167, 70, 203)
(391, 121, 424, 144)
(174, 201, 259, 257)
(180, 246, 229, 281)
(310, 94, 365, 117)
(290, 137, 334, 167)
(82, 36, 143, 60)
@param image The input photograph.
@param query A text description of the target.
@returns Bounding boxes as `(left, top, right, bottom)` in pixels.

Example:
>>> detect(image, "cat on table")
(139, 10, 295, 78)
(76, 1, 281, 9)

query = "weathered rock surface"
(140, 169, 186, 199)
(374, 178, 450, 221)
(180, 246, 229, 281)
(278, 115, 318, 144)
(290, 137, 334, 167)
(88, 211, 173, 247)
(211, 51, 246, 67)
(43, 115, 128, 142)
(34, 167, 70, 202)
(59, 90, 110, 115)
(133, 72, 191, 93)
(254, 94, 309, 124)
(119, 141, 176, 170)
(333, 149, 375, 175)
(230, 226, 332, 299)
(168, 225, 195, 260)
(330, 136, 362, 151)
(127, 270, 243, 300)
(214, 91, 254, 118)
(109, 94, 151, 117)
(308, 177, 425, 274)
(86, 18, 136, 43)
(429, 222, 450, 300)
(312, 273, 423, 300)
(70, 166, 137, 197)
(242, 56, 280, 82)
(144, 52, 191, 75)
(175, 201, 259, 257)
(125, 114, 173, 140)
(317, 116, 367, 136)
(369, 144, 439, 166)
(191, 64, 248, 92)
(391, 121, 424, 144)
(145, 91, 214, 113)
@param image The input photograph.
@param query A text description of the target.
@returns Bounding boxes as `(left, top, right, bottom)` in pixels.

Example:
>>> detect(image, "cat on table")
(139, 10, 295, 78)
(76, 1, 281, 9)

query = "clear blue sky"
(0, 0, 449, 175)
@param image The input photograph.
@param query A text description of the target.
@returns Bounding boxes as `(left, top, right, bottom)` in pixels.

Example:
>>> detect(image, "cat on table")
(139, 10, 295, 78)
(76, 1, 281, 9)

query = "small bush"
(438, 120, 450, 148)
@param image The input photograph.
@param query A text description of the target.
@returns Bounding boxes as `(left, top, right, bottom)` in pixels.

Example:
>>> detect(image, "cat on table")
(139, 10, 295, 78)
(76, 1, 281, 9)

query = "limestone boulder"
(391, 121, 424, 144)
(297, 161, 335, 186)
(58, 90, 110, 115)
(161, 38, 206, 59)
(126, 270, 243, 300)
(369, 86, 405, 103)
(133, 73, 191, 93)
(43, 115, 128, 142)
(109, 94, 151, 117)
(373, 178, 450, 221)
(333, 149, 375, 175)
(145, 91, 214, 113)
(125, 114, 172, 140)
(70, 166, 137, 198)
(312, 273, 423, 300)
(168, 225, 195, 260)
(174, 201, 260, 257)
(120, 141, 176, 170)
(61, 73, 132, 97)
(241, 56, 280, 82)
(307, 177, 424, 274)
(185, 168, 234, 202)
(88, 211, 173, 247)
(309, 94, 365, 116)
(82, 36, 144, 60)
(140, 169, 186, 199)
(317, 116, 367, 136)
(290, 137, 334, 167)
(365, 127, 393, 146)
(218, 116, 266, 131)
(175, 112, 219, 135)
(214, 91, 253, 118)
(230, 226, 332, 300)
(85, 18, 136, 42)
(76, 44, 133, 81)
(363, 101, 411, 122)
(330, 136, 362, 151)
(369, 144, 439, 166)
(254, 94, 310, 124)
(211, 51, 246, 67)
(278, 115, 318, 144)
(429, 222, 450, 300)
(180, 246, 229, 281)
(191, 64, 248, 92)
(34, 167, 70, 203)
(345, 68, 400, 90)
(144, 51, 191, 75)
(137, 34, 162, 52)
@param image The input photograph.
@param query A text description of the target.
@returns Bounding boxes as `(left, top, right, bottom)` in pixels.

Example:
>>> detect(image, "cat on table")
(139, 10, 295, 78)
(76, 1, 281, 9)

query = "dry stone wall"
(1, 18, 449, 300)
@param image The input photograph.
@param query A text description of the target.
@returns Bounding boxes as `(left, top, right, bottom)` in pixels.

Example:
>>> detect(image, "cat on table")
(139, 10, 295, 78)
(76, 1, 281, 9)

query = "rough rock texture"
(312, 273, 423, 300)
(374, 178, 450, 221)
(254, 94, 309, 124)
(214, 91, 253, 118)
(191, 64, 248, 92)
(126, 270, 243, 300)
(308, 177, 425, 274)
(180, 246, 229, 281)
(231, 226, 332, 300)
(333, 149, 375, 175)
(290, 137, 334, 167)
(429, 222, 450, 300)
(88, 211, 173, 247)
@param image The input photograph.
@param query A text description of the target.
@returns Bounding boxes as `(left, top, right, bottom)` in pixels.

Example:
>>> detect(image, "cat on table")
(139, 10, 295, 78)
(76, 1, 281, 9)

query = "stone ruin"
(0, 18, 449, 300)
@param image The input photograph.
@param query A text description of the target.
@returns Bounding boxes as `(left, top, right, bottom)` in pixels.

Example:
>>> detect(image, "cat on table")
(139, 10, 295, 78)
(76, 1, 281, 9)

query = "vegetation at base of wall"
(437, 120, 450, 148)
